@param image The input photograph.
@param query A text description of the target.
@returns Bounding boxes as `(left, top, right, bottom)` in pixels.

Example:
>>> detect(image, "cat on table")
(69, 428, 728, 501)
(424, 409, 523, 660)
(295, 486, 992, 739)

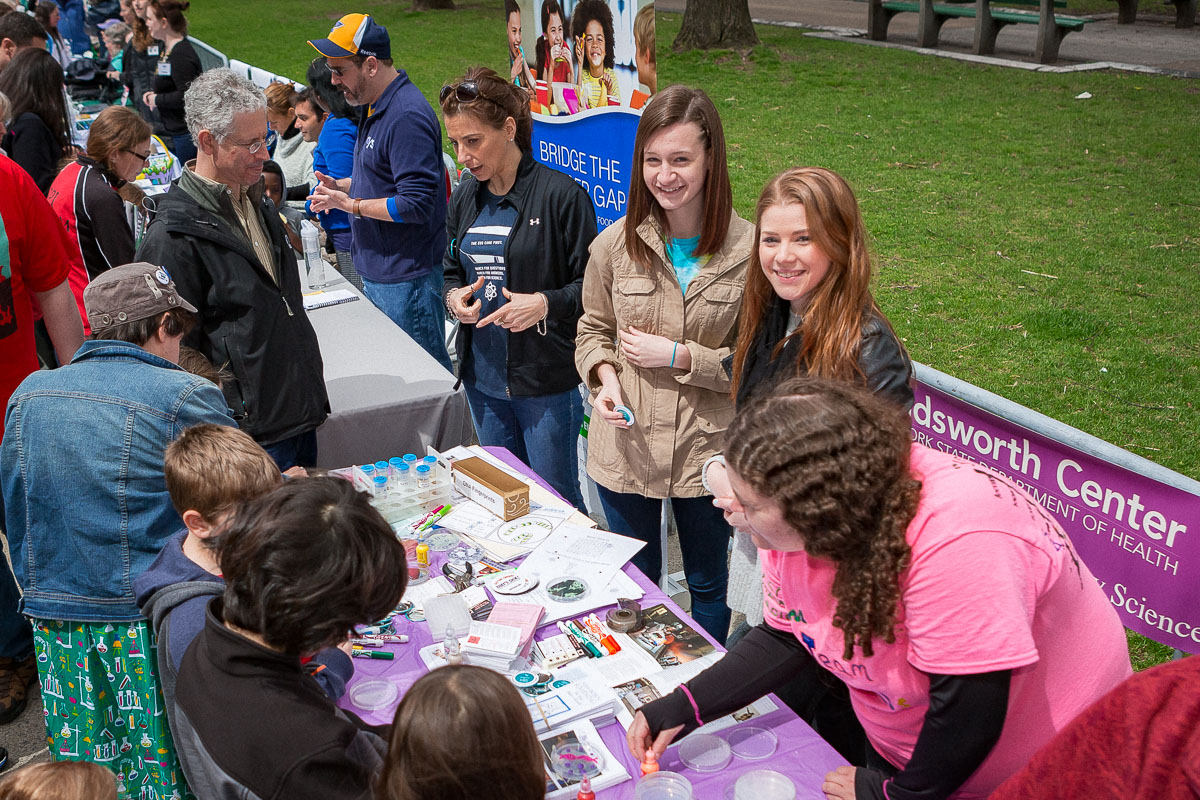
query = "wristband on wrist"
(670, 342, 678, 368)
(352, 198, 363, 219)
(700, 455, 726, 495)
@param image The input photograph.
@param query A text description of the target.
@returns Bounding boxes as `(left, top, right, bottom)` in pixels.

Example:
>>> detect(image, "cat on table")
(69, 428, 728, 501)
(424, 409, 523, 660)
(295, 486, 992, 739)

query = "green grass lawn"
(187, 1, 1193, 669)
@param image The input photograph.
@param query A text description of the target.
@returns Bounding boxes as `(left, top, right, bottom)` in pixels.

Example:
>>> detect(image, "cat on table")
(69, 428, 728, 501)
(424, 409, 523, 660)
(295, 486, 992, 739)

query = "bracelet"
(535, 293, 549, 336)
(352, 198, 363, 219)
(700, 455, 726, 495)
(670, 342, 678, 368)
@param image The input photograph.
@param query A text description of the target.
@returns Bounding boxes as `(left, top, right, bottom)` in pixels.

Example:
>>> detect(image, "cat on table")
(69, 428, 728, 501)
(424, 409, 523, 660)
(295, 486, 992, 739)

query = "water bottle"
(300, 220, 329, 289)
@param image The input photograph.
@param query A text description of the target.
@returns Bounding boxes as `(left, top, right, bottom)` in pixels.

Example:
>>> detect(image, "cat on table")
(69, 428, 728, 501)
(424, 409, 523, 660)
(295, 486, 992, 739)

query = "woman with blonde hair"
(264, 81, 316, 206)
(576, 84, 753, 643)
(47, 104, 152, 331)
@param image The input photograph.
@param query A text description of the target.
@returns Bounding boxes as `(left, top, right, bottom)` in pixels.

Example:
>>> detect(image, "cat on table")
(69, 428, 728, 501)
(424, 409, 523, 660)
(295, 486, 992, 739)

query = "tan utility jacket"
(576, 212, 754, 499)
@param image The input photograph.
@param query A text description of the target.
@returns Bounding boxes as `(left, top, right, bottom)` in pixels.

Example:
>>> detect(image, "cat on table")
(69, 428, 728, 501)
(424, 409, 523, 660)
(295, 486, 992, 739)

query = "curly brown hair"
(725, 376, 922, 659)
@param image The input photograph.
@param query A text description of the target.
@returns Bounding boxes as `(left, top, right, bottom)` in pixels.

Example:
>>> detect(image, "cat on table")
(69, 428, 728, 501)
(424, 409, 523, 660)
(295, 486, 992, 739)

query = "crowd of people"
(0, 6, 1188, 800)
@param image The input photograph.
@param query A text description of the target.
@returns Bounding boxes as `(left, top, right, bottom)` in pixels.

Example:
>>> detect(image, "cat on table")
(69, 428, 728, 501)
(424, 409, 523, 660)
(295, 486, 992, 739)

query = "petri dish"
(550, 741, 603, 781)
(348, 679, 398, 711)
(732, 770, 795, 800)
(635, 771, 694, 800)
(677, 733, 732, 772)
(425, 531, 461, 552)
(546, 576, 589, 602)
(727, 725, 778, 760)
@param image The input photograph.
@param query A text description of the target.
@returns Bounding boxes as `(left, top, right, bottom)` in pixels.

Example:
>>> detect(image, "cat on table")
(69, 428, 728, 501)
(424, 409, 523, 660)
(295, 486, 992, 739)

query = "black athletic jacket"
(138, 169, 329, 445)
(442, 152, 597, 396)
(174, 599, 388, 800)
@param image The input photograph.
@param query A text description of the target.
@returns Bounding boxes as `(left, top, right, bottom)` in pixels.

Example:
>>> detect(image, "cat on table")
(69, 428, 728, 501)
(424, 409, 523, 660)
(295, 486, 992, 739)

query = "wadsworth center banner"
(503, 0, 655, 229)
(910, 364, 1200, 653)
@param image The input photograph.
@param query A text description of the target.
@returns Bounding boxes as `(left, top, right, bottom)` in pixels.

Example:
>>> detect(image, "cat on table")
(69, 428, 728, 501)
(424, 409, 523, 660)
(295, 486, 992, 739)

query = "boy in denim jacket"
(2, 263, 234, 800)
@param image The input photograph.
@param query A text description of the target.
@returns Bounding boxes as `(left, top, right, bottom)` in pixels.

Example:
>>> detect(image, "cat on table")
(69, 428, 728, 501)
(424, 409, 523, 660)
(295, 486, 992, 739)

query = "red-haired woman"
(576, 84, 753, 644)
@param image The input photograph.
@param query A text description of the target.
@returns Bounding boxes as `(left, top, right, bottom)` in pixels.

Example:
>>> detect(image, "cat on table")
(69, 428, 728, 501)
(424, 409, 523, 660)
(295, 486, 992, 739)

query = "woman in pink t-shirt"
(628, 377, 1131, 800)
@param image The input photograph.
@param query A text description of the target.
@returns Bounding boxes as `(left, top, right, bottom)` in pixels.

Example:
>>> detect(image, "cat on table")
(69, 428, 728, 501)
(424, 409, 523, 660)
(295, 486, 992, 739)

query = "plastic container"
(415, 463, 432, 489)
(389, 458, 409, 481)
(635, 771, 693, 800)
(732, 770, 795, 800)
(402, 453, 418, 466)
(374, 460, 389, 474)
(372, 474, 389, 498)
(677, 733, 731, 772)
(348, 679, 398, 711)
(300, 220, 330, 289)
(727, 725, 777, 760)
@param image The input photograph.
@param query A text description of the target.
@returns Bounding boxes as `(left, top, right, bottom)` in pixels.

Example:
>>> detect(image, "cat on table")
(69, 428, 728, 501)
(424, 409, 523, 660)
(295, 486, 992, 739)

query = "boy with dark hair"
(172, 477, 409, 800)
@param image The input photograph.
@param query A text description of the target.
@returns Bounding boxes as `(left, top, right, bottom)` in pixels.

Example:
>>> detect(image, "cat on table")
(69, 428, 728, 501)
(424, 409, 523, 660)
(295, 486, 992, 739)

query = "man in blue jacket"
(307, 13, 452, 372)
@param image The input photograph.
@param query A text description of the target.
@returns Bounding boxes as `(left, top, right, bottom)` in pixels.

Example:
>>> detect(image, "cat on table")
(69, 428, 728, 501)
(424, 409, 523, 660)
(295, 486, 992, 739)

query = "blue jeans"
(362, 273, 452, 373)
(170, 134, 197, 165)
(261, 429, 318, 471)
(464, 383, 586, 511)
(0, 493, 33, 659)
(596, 486, 731, 645)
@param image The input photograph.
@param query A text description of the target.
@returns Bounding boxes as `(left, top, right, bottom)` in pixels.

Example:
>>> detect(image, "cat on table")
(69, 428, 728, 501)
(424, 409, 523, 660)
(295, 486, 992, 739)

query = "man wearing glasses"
(138, 69, 329, 470)
(307, 13, 452, 372)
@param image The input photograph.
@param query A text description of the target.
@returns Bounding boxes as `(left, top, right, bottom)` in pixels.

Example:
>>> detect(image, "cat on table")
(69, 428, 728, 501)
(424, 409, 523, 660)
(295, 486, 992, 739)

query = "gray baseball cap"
(83, 262, 198, 333)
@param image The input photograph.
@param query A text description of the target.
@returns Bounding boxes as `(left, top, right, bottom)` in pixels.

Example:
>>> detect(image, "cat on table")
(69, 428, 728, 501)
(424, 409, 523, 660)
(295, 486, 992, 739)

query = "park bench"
(867, 0, 1093, 63)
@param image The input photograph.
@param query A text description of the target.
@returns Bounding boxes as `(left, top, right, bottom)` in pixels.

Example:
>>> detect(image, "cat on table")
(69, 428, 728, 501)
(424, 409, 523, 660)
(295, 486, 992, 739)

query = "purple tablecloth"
(338, 448, 847, 798)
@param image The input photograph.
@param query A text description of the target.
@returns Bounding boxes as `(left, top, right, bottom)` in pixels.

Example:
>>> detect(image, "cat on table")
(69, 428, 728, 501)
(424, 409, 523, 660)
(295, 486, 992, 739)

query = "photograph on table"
(504, 0, 655, 115)
(614, 676, 662, 717)
(629, 604, 715, 667)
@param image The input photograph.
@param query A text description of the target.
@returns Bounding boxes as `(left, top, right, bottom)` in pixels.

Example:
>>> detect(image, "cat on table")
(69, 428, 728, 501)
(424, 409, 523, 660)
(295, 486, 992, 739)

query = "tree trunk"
(673, 0, 760, 51)
(411, 0, 455, 9)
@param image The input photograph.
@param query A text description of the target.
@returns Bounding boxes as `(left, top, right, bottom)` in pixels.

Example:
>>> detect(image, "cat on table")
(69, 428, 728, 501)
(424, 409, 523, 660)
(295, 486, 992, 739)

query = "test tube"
(374, 460, 389, 476)
(415, 463, 431, 490)
(372, 474, 389, 499)
(422, 455, 440, 481)
(402, 453, 418, 467)
(389, 457, 407, 480)
(394, 462, 411, 485)
(358, 463, 376, 492)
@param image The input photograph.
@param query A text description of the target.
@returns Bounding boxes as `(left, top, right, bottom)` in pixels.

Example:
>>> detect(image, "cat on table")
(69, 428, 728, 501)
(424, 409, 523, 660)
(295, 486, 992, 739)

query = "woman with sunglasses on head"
(47, 105, 153, 330)
(575, 85, 754, 644)
(141, 0, 199, 162)
(441, 67, 596, 510)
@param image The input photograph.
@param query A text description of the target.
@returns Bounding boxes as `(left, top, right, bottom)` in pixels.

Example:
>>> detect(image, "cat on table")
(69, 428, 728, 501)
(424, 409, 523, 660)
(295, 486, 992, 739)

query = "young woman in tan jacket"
(575, 85, 753, 644)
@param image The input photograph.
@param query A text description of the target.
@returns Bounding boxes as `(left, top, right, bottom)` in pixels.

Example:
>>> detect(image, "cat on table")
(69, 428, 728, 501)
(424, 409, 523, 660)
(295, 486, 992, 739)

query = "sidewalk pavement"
(658, 0, 1200, 75)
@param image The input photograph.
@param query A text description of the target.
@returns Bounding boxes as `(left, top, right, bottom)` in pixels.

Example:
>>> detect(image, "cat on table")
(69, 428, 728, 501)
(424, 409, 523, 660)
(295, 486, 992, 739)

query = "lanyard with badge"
(156, 45, 171, 78)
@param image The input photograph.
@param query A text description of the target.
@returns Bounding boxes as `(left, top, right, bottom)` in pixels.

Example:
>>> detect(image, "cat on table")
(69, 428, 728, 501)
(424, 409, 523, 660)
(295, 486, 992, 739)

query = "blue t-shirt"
(461, 189, 519, 398)
(308, 115, 358, 234)
(666, 235, 707, 295)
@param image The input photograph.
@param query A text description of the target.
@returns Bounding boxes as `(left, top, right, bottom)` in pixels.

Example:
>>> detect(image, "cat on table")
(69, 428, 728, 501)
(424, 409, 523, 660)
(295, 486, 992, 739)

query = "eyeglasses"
(224, 137, 267, 154)
(123, 148, 151, 163)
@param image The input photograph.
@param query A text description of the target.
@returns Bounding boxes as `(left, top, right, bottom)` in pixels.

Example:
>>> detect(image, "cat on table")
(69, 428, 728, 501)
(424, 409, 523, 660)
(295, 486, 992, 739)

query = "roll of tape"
(607, 598, 643, 632)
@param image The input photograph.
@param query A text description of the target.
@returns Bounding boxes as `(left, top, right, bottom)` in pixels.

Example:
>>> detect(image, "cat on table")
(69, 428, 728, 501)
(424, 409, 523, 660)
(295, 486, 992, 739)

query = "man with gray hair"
(138, 68, 329, 469)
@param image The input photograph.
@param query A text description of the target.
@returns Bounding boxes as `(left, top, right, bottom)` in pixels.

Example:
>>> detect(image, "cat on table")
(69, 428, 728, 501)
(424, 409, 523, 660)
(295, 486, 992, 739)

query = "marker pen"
(557, 621, 591, 658)
(567, 620, 603, 658)
(351, 648, 395, 660)
(586, 614, 621, 654)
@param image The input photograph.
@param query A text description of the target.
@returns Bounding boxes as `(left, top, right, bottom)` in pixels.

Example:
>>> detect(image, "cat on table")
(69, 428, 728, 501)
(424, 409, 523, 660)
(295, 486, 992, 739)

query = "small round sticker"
(512, 671, 538, 686)
(154, 267, 171, 285)
(551, 679, 571, 689)
(491, 572, 538, 595)
(546, 576, 589, 602)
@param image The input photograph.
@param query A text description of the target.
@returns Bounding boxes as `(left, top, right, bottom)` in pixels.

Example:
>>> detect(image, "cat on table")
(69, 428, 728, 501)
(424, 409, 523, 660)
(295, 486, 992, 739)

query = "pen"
(416, 504, 451, 533)
(586, 613, 621, 654)
(411, 505, 444, 532)
(355, 634, 409, 644)
(557, 622, 590, 658)
(351, 648, 395, 660)
(567, 620, 603, 658)
(350, 639, 382, 648)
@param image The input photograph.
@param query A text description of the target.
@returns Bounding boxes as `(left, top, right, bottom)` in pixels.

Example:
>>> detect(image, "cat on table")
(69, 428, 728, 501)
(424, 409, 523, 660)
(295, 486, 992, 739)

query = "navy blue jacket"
(350, 71, 446, 283)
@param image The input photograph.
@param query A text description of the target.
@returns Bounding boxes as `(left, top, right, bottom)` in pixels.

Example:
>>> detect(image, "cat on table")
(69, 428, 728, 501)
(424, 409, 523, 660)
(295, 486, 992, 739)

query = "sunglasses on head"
(440, 81, 482, 105)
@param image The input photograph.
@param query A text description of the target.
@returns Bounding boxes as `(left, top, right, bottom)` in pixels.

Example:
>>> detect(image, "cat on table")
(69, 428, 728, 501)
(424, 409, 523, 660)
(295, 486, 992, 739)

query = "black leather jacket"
(731, 297, 914, 410)
(443, 153, 597, 397)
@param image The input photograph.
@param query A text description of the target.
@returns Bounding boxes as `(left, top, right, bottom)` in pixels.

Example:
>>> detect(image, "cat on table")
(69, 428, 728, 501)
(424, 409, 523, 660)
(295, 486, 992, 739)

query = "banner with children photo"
(504, 0, 655, 230)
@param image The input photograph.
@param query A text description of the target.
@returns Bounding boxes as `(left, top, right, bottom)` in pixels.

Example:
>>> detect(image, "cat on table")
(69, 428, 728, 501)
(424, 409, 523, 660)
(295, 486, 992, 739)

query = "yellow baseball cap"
(308, 13, 391, 60)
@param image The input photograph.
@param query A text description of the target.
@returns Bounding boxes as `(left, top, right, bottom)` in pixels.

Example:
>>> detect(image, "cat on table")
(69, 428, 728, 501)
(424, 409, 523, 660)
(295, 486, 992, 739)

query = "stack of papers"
(461, 621, 524, 671)
(498, 524, 646, 624)
(487, 602, 545, 659)
(524, 678, 620, 734)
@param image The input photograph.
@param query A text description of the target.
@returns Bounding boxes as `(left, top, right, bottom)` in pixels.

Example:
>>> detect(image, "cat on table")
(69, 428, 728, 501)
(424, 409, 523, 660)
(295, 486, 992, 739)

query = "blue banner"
(532, 107, 641, 230)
